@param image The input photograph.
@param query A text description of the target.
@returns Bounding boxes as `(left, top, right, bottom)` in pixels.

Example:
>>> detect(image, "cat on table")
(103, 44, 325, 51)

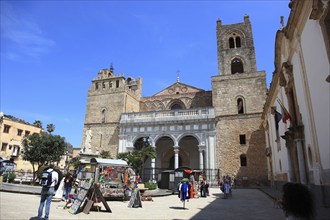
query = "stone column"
(198, 147, 204, 170)
(173, 145, 179, 169)
(151, 158, 156, 181)
(296, 139, 307, 184)
(118, 135, 126, 153)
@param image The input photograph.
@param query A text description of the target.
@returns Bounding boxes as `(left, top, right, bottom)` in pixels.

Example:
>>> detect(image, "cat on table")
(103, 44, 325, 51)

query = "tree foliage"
(69, 156, 81, 170)
(117, 140, 156, 181)
(22, 132, 69, 184)
(33, 120, 43, 129)
(100, 150, 112, 159)
(46, 123, 55, 134)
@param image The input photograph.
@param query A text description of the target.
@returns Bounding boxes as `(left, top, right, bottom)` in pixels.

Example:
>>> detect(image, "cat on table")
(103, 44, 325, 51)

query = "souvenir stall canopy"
(90, 158, 129, 200)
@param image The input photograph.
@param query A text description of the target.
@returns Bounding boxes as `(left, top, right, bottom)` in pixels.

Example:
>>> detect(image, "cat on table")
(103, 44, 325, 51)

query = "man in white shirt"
(37, 165, 59, 220)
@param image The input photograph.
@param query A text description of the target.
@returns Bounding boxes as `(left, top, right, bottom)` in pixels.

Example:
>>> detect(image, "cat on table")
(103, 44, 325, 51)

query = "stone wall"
(216, 115, 268, 184)
(212, 72, 267, 116)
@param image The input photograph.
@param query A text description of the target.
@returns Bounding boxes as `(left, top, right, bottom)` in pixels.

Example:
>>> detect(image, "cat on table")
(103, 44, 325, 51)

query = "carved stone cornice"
(283, 130, 295, 149)
(310, 0, 327, 20)
(291, 125, 305, 140)
(280, 62, 294, 90)
(286, 0, 305, 40)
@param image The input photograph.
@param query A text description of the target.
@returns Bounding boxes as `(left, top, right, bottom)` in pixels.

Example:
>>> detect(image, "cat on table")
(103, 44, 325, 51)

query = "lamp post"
(140, 136, 150, 182)
(65, 151, 69, 173)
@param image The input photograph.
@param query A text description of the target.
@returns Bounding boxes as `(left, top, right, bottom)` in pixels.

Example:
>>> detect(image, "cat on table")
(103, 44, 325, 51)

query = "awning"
(90, 158, 128, 166)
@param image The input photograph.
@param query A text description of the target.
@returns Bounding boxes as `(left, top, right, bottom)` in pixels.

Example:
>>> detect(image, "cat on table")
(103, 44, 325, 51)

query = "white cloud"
(1, 2, 55, 61)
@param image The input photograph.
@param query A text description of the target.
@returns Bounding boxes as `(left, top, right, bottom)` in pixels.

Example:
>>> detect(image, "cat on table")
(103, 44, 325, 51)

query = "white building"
(262, 0, 329, 207)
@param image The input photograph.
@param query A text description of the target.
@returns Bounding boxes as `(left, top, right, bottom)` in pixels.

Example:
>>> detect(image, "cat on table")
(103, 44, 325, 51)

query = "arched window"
(229, 37, 235, 48)
(237, 98, 244, 114)
(171, 103, 182, 110)
(95, 83, 99, 90)
(235, 37, 241, 48)
(101, 109, 106, 123)
(240, 155, 247, 166)
(231, 58, 244, 74)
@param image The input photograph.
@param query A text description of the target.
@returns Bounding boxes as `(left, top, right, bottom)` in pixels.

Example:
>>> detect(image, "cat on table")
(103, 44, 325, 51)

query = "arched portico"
(119, 107, 216, 181)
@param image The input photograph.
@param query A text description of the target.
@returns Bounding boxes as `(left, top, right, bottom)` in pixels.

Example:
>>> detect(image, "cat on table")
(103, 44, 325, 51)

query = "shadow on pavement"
(170, 206, 188, 210)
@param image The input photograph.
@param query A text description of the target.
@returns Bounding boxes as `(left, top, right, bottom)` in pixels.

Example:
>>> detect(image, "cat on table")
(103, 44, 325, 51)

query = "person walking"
(64, 172, 74, 202)
(38, 165, 59, 220)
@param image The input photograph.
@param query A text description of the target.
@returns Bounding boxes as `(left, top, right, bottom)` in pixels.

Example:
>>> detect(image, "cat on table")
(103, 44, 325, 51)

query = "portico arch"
(178, 135, 200, 169)
(155, 136, 175, 169)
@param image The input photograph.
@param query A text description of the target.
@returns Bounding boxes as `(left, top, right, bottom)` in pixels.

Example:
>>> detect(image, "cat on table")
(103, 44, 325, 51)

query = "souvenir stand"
(91, 158, 129, 201)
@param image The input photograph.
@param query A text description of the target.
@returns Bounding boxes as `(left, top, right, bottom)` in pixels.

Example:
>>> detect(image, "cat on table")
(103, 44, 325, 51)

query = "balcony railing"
(120, 107, 215, 123)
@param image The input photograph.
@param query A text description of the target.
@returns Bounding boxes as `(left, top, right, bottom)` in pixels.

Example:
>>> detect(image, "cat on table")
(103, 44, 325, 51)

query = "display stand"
(128, 188, 142, 208)
(68, 182, 112, 214)
(68, 180, 93, 214)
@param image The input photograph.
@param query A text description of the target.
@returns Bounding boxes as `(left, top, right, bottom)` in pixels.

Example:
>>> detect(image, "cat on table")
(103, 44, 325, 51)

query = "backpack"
(40, 170, 53, 187)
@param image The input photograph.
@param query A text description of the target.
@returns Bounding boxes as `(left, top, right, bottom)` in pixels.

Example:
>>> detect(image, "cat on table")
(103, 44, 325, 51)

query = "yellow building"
(0, 112, 43, 171)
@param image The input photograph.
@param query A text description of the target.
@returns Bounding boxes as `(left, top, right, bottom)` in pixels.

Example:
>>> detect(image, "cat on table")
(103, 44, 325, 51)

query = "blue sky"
(1, 1, 290, 147)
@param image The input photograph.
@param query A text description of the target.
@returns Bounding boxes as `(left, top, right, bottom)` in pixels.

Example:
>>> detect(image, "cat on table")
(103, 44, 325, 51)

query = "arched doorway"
(155, 136, 175, 170)
(179, 135, 199, 169)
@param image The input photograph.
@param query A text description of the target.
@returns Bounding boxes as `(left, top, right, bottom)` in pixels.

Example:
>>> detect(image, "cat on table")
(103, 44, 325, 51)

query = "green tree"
(118, 137, 156, 181)
(22, 133, 69, 184)
(100, 150, 112, 158)
(46, 123, 55, 134)
(33, 120, 43, 129)
(69, 156, 81, 170)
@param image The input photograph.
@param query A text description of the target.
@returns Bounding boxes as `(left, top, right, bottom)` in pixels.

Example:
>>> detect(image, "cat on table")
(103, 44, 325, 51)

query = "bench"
(137, 183, 148, 194)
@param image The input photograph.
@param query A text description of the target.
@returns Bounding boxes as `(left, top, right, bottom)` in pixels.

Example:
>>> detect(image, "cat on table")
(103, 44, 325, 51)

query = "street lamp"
(65, 151, 69, 173)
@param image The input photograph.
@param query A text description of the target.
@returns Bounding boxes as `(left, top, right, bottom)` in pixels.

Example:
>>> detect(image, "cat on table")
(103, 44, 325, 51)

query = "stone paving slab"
(1, 188, 285, 220)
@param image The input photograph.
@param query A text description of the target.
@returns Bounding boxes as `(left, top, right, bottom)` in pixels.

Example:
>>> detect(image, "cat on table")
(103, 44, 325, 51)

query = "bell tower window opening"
(231, 58, 244, 74)
(228, 34, 242, 48)
(235, 37, 241, 48)
(116, 80, 119, 88)
(229, 37, 235, 48)
(237, 98, 244, 114)
(101, 109, 106, 123)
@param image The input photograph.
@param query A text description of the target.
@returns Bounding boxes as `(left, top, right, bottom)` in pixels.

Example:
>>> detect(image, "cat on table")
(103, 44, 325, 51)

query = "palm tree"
(100, 150, 111, 158)
(33, 120, 43, 128)
(46, 124, 55, 134)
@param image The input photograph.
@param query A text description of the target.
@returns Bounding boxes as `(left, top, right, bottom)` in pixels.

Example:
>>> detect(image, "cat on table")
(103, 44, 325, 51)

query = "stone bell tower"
(81, 65, 142, 157)
(216, 15, 257, 76)
(212, 16, 268, 184)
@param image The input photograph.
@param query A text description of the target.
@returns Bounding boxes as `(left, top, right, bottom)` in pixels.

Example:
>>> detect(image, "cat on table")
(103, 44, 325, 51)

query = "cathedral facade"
(81, 16, 268, 186)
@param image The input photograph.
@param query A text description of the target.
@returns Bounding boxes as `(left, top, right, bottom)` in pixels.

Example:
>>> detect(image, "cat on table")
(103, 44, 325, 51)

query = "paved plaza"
(0, 187, 286, 220)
